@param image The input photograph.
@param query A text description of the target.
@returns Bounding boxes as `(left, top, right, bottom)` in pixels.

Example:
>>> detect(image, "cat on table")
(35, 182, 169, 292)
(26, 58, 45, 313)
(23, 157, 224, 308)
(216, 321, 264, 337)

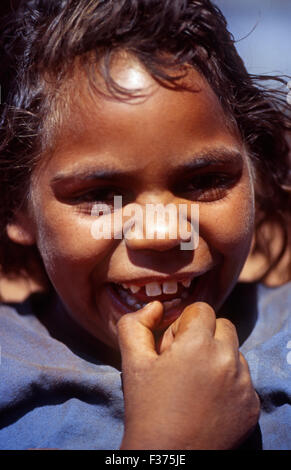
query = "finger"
(214, 318, 240, 351)
(156, 325, 175, 354)
(171, 301, 217, 341)
(117, 301, 164, 362)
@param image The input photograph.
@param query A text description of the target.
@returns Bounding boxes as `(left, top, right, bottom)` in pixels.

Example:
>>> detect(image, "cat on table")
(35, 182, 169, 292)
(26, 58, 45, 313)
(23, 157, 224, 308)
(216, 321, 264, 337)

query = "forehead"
(42, 57, 242, 177)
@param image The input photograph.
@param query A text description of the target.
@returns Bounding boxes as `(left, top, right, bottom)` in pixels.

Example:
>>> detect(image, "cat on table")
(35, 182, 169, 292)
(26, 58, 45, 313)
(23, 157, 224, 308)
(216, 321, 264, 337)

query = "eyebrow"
(173, 149, 243, 174)
(50, 148, 243, 187)
(51, 167, 130, 187)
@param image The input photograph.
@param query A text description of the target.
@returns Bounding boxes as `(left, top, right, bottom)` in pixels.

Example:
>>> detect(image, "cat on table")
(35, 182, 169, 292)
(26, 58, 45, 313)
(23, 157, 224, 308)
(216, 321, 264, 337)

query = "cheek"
(33, 204, 115, 281)
(200, 182, 255, 261)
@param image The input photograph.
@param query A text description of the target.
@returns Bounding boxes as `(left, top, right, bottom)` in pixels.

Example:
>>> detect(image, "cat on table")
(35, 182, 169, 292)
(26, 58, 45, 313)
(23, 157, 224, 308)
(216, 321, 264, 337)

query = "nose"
(123, 201, 196, 252)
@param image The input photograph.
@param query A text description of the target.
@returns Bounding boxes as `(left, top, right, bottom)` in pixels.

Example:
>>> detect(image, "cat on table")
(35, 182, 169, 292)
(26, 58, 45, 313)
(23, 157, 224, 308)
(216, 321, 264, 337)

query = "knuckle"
(217, 317, 236, 333)
(194, 301, 215, 316)
(218, 348, 237, 374)
(185, 334, 212, 355)
(183, 301, 215, 320)
(214, 340, 238, 370)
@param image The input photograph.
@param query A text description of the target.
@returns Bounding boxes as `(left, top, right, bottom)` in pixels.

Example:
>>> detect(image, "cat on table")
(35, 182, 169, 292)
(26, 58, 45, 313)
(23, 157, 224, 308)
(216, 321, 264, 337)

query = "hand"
(118, 301, 260, 450)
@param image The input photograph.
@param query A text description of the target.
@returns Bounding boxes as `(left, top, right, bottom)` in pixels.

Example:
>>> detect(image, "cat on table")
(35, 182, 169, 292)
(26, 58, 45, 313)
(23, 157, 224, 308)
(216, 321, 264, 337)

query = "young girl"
(0, 0, 290, 450)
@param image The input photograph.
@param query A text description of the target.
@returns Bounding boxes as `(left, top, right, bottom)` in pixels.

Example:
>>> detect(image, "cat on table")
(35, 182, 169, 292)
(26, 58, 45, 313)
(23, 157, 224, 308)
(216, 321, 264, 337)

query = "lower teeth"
(126, 297, 138, 306)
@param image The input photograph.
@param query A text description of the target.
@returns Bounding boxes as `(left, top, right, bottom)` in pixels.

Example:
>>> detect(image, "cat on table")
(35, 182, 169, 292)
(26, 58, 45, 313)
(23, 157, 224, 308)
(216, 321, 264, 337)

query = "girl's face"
(14, 61, 255, 350)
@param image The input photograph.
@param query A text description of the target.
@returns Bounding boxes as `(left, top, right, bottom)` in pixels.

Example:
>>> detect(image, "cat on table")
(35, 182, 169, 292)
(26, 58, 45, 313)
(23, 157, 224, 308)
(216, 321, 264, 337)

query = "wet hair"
(0, 0, 290, 283)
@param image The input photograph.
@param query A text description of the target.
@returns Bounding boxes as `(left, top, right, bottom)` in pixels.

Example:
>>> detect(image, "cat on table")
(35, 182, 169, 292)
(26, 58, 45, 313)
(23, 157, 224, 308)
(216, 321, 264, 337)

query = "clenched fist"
(118, 301, 260, 450)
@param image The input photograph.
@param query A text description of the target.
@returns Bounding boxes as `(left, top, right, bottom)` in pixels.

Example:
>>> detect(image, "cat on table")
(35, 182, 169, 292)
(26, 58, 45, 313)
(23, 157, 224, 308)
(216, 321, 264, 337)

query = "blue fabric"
(240, 283, 291, 450)
(0, 300, 124, 449)
(0, 282, 290, 450)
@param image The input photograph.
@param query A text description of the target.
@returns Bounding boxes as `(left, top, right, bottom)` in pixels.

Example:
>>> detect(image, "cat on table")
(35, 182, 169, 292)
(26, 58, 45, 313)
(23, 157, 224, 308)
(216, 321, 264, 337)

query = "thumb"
(117, 301, 164, 363)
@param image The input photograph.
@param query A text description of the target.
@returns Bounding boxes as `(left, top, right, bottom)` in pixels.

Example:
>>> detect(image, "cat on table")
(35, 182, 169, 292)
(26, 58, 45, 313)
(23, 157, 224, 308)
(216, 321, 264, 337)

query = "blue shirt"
(0, 282, 290, 449)
(240, 282, 291, 450)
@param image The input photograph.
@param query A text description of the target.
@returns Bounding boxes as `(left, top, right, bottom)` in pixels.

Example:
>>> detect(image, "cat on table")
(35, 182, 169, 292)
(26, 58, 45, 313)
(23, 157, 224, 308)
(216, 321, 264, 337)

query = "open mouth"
(108, 274, 206, 319)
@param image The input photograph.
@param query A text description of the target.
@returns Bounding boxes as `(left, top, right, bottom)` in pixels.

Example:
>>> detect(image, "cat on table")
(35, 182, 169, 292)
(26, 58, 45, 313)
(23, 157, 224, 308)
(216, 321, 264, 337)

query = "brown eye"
(72, 188, 124, 215)
(181, 173, 236, 202)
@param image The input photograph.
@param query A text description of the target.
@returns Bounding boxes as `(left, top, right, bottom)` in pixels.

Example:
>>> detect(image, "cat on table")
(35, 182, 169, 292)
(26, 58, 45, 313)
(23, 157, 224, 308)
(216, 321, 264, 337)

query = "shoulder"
(0, 295, 124, 450)
(0, 295, 48, 335)
(0, 293, 120, 373)
(0, 294, 56, 362)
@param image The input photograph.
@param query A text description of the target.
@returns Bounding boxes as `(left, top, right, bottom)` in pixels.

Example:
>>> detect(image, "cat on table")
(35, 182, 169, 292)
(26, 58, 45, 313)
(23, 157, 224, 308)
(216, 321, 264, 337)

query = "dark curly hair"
(0, 0, 290, 284)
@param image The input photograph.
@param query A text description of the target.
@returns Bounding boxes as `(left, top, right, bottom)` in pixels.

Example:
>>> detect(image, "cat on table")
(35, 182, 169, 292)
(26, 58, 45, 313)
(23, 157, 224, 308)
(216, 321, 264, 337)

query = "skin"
(8, 57, 259, 448)
(119, 301, 260, 449)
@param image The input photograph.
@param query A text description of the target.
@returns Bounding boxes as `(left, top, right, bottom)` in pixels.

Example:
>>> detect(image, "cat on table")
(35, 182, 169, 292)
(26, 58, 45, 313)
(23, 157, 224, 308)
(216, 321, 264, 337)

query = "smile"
(109, 275, 202, 313)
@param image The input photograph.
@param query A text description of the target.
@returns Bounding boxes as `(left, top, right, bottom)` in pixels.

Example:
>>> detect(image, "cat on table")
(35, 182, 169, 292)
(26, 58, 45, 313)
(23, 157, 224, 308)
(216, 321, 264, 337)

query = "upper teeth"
(120, 278, 192, 297)
(129, 285, 141, 294)
(145, 282, 162, 296)
(181, 279, 191, 288)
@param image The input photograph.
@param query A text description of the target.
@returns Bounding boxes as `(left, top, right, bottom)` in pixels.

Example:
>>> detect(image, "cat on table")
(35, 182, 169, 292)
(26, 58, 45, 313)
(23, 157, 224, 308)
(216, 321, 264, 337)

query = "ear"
(6, 211, 36, 246)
